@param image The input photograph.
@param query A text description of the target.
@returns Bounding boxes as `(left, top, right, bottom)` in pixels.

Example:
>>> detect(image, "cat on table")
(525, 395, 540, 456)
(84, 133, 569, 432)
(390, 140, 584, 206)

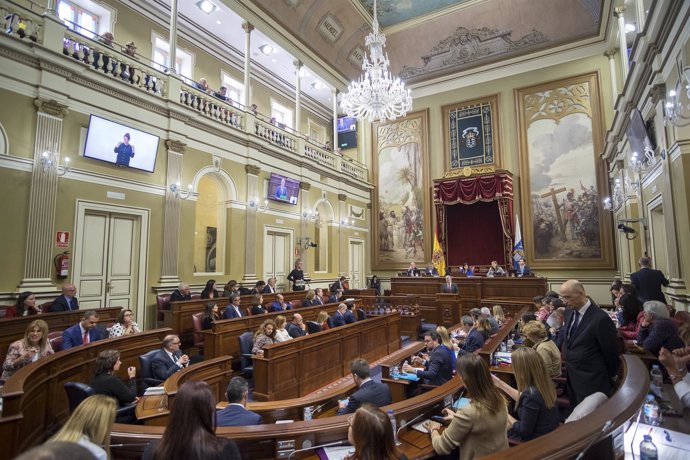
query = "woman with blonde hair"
(316, 310, 330, 330)
(522, 321, 561, 377)
(302, 289, 317, 307)
(274, 315, 292, 342)
(425, 353, 508, 460)
(252, 318, 276, 354)
(492, 305, 506, 323)
(48, 394, 116, 460)
(492, 347, 559, 441)
(1, 319, 53, 382)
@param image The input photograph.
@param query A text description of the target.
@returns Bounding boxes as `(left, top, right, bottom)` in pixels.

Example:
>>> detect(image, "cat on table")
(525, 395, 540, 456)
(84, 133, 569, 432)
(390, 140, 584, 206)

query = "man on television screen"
(114, 133, 135, 167)
(275, 177, 288, 200)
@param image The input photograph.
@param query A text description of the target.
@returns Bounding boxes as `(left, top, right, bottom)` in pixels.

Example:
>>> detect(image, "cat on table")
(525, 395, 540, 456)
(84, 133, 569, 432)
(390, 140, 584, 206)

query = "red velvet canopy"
(433, 171, 514, 267)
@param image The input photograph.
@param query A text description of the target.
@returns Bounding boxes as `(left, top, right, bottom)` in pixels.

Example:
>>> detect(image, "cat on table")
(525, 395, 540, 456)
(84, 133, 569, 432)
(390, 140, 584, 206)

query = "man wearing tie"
(314, 288, 325, 305)
(222, 294, 245, 319)
(51, 284, 80, 312)
(62, 310, 103, 349)
(560, 280, 619, 406)
(262, 277, 277, 294)
(151, 334, 190, 381)
(440, 275, 459, 294)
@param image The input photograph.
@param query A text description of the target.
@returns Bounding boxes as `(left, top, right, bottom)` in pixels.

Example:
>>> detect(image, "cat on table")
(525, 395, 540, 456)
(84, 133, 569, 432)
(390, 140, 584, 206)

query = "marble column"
(614, 7, 630, 80)
(294, 60, 302, 133)
(19, 99, 69, 292)
(299, 182, 311, 274)
(167, 0, 179, 73)
(332, 88, 338, 149)
(242, 164, 261, 284)
(338, 193, 347, 276)
(158, 140, 186, 287)
(242, 22, 254, 109)
(605, 49, 618, 104)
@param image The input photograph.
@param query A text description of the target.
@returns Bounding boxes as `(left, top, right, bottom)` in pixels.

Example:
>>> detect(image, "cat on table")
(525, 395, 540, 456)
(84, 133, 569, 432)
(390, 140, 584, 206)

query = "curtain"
(445, 201, 504, 265)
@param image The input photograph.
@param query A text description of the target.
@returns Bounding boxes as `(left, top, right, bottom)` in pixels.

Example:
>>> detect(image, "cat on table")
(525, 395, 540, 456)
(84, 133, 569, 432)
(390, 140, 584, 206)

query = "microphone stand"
(396, 411, 428, 439)
(287, 440, 348, 460)
(574, 420, 613, 460)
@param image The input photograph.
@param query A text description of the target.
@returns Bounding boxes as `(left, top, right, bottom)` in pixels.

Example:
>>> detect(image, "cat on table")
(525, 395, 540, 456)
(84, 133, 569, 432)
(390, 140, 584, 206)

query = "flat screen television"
(338, 130, 357, 150)
(83, 115, 160, 172)
(267, 172, 300, 205)
(626, 109, 655, 158)
(337, 116, 357, 133)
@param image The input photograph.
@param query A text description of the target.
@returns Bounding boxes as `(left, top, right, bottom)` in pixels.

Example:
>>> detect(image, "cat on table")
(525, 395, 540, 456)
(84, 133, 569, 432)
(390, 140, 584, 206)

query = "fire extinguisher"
(54, 251, 70, 279)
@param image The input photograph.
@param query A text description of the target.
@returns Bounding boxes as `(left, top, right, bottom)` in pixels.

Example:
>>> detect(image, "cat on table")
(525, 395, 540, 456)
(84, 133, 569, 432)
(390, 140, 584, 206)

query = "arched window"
(193, 174, 227, 274)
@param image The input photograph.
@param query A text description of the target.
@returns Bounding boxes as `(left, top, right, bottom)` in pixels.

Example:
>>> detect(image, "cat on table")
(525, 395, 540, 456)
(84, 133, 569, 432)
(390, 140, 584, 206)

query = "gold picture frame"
(372, 109, 432, 270)
(443, 93, 501, 174)
(515, 72, 614, 270)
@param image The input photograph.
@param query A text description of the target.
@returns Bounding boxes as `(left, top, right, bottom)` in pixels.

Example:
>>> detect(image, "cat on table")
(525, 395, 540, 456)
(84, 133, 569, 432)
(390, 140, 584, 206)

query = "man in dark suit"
(331, 276, 347, 293)
(631, 257, 670, 303)
(217, 376, 262, 426)
(344, 304, 357, 324)
(516, 259, 531, 277)
(151, 334, 190, 381)
(328, 289, 343, 304)
(169, 282, 192, 302)
(262, 277, 277, 294)
(337, 359, 391, 415)
(440, 275, 459, 294)
(250, 280, 266, 295)
(270, 294, 292, 312)
(62, 310, 104, 349)
(313, 288, 325, 305)
(403, 331, 454, 386)
(332, 303, 348, 327)
(560, 280, 620, 406)
(458, 315, 484, 354)
(51, 284, 79, 312)
(407, 262, 421, 277)
(286, 313, 307, 338)
(223, 294, 244, 319)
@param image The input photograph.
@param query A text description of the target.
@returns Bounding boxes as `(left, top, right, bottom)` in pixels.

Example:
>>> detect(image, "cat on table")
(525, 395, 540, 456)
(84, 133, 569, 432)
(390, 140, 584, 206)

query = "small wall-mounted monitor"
(626, 109, 655, 157)
(83, 115, 160, 173)
(267, 172, 300, 205)
(337, 116, 357, 133)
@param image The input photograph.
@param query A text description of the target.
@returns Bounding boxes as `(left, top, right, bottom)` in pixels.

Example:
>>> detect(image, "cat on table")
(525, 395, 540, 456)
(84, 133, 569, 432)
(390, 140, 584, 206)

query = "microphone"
(396, 411, 428, 438)
(311, 399, 332, 414)
(574, 419, 613, 460)
(109, 443, 151, 448)
(287, 440, 349, 459)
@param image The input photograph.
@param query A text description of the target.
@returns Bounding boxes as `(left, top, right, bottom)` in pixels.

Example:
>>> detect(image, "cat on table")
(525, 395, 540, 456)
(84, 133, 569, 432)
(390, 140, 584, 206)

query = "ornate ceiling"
(243, 0, 606, 85)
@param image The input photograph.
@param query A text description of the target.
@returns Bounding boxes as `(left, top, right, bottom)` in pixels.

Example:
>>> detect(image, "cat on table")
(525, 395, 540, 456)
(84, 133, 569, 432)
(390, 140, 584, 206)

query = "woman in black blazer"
(200, 279, 220, 299)
(90, 350, 137, 423)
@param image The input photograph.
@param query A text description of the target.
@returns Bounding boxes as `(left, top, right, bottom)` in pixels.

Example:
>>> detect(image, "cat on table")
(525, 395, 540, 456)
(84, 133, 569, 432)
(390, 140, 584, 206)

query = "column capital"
(604, 49, 617, 59)
(242, 22, 254, 33)
(34, 99, 68, 117)
(338, 193, 347, 202)
(165, 139, 186, 153)
(294, 59, 303, 69)
(614, 6, 626, 17)
(300, 181, 311, 190)
(651, 83, 666, 105)
(246, 164, 261, 175)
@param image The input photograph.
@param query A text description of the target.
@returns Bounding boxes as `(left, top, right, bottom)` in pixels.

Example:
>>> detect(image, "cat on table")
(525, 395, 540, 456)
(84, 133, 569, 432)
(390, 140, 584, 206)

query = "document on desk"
(317, 445, 354, 460)
(624, 423, 690, 460)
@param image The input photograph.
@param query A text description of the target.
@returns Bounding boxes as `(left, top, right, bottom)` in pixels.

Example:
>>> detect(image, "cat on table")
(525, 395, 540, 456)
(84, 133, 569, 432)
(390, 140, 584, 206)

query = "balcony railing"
(0, 0, 369, 183)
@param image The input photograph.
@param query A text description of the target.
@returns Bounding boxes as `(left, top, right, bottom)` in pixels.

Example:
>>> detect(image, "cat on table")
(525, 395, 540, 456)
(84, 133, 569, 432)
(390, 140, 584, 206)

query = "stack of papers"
(143, 386, 165, 396)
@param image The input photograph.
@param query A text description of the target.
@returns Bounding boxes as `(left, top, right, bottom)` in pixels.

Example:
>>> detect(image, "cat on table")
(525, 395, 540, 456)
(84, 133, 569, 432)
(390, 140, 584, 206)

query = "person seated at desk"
(345, 303, 358, 324)
(659, 323, 690, 408)
(63, 310, 104, 349)
(1, 319, 53, 383)
(222, 294, 244, 319)
(458, 315, 484, 355)
(5, 291, 41, 317)
(436, 326, 458, 371)
(332, 303, 349, 327)
(252, 319, 275, 355)
(222, 279, 239, 298)
(425, 263, 439, 277)
(492, 305, 506, 324)
(547, 306, 566, 349)
(475, 317, 492, 341)
(617, 293, 644, 339)
(262, 277, 277, 294)
(286, 313, 307, 338)
(151, 334, 190, 381)
(90, 350, 137, 423)
(109, 308, 141, 338)
(536, 297, 553, 322)
(459, 263, 474, 277)
(302, 289, 317, 307)
(331, 276, 348, 292)
(202, 302, 221, 330)
(406, 262, 420, 277)
(313, 287, 325, 305)
(200, 279, 220, 300)
(169, 282, 192, 302)
(347, 404, 407, 460)
(250, 294, 268, 315)
(522, 321, 561, 378)
(143, 381, 241, 460)
(403, 331, 454, 386)
(516, 259, 531, 277)
(217, 376, 262, 426)
(269, 294, 292, 312)
(424, 353, 508, 460)
(440, 275, 459, 294)
(51, 283, 79, 311)
(317, 310, 330, 331)
(486, 260, 506, 278)
(492, 348, 559, 442)
(250, 280, 266, 295)
(369, 275, 382, 297)
(274, 315, 292, 342)
(338, 359, 392, 415)
(328, 289, 344, 304)
(636, 300, 684, 356)
(481, 307, 500, 335)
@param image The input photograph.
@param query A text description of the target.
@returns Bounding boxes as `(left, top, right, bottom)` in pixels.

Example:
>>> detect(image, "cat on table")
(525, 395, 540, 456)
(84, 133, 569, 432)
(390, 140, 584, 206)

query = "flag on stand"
(513, 214, 524, 271)
(432, 233, 446, 277)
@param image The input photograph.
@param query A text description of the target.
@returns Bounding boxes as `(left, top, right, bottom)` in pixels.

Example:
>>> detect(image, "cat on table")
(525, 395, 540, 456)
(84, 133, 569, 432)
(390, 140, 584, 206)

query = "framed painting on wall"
(443, 94, 501, 176)
(372, 109, 431, 270)
(515, 72, 614, 270)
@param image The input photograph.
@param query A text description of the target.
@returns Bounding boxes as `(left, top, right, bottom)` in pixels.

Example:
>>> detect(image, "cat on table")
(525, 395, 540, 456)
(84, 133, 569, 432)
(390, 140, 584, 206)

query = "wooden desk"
(477, 307, 529, 365)
(253, 312, 401, 401)
(0, 306, 122, 360)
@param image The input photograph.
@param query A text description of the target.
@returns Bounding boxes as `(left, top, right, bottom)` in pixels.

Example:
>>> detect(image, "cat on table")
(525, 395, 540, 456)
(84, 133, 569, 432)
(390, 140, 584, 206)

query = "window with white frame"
(271, 100, 293, 130)
(151, 35, 194, 80)
(57, 0, 99, 38)
(221, 72, 245, 107)
(308, 119, 326, 144)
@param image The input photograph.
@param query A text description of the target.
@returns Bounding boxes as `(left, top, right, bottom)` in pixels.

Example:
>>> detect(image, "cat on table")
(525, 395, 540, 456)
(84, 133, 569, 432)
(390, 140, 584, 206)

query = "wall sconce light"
(248, 197, 267, 212)
(629, 150, 655, 174)
(340, 218, 354, 227)
(40, 150, 71, 176)
(664, 66, 690, 127)
(297, 236, 318, 251)
(603, 178, 625, 211)
(302, 209, 319, 220)
(170, 182, 192, 199)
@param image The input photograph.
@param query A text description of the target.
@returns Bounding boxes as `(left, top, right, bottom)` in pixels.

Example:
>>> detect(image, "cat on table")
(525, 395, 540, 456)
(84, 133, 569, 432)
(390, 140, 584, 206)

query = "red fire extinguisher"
(54, 251, 70, 279)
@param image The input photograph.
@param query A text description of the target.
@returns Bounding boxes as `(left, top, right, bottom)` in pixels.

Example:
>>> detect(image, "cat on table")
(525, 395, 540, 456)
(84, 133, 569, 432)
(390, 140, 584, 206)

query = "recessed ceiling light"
(298, 68, 311, 78)
(271, 59, 276, 62)
(216, 20, 221, 25)
(625, 23, 636, 33)
(311, 81, 323, 90)
(196, 0, 217, 14)
(259, 44, 273, 55)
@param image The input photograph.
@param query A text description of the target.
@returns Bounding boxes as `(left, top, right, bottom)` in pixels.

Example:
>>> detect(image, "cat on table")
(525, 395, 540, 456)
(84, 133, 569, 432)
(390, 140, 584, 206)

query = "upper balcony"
(0, 0, 370, 184)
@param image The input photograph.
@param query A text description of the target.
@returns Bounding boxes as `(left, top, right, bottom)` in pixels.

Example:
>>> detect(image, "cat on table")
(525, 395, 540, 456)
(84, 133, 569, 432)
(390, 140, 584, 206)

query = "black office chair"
(326, 316, 335, 329)
(356, 309, 366, 321)
(238, 331, 254, 378)
(64, 382, 137, 422)
(138, 349, 164, 391)
(305, 321, 321, 334)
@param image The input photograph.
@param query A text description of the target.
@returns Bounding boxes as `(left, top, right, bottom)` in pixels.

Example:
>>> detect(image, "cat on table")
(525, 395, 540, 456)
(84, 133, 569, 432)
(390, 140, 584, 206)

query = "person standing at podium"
(441, 275, 459, 294)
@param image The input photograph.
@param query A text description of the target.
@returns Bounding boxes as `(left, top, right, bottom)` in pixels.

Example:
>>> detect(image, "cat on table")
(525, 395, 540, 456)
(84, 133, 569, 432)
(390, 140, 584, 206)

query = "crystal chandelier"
(340, 0, 412, 122)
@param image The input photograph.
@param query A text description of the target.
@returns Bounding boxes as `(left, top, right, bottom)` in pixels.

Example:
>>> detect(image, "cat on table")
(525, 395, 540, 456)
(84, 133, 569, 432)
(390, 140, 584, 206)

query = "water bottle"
(642, 395, 661, 426)
(303, 406, 313, 421)
(500, 341, 507, 353)
(639, 434, 658, 460)
(507, 338, 514, 350)
(650, 365, 663, 388)
(387, 409, 400, 445)
(391, 365, 400, 380)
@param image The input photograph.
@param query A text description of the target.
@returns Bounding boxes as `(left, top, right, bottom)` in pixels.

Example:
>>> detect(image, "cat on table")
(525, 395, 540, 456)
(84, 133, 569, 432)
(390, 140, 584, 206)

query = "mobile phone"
(430, 415, 446, 423)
